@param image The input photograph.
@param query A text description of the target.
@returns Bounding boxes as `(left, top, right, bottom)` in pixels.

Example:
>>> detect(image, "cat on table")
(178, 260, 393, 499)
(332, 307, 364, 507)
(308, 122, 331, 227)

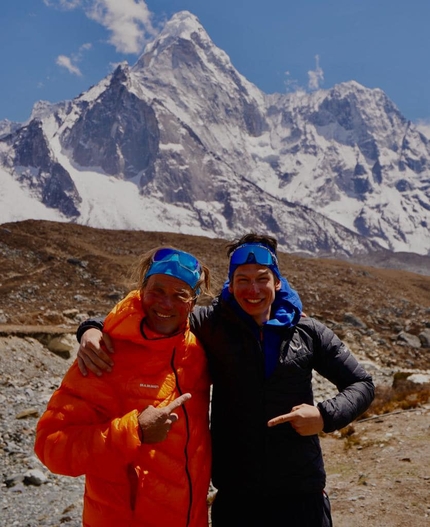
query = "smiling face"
(141, 274, 195, 336)
(229, 264, 281, 325)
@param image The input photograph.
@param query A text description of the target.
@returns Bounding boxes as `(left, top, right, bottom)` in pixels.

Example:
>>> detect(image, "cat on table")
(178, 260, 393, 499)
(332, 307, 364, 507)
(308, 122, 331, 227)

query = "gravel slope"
(1, 334, 429, 527)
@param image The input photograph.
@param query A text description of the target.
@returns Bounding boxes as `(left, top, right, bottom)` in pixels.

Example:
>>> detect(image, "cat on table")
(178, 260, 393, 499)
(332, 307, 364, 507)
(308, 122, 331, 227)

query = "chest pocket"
(264, 334, 315, 408)
(277, 333, 314, 386)
(124, 372, 177, 408)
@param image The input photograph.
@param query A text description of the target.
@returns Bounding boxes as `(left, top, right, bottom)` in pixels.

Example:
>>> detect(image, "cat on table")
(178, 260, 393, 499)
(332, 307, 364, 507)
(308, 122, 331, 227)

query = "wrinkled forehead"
(145, 273, 193, 294)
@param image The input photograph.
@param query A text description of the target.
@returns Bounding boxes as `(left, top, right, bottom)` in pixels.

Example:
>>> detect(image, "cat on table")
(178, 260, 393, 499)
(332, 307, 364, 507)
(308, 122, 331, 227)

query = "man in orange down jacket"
(34, 247, 212, 527)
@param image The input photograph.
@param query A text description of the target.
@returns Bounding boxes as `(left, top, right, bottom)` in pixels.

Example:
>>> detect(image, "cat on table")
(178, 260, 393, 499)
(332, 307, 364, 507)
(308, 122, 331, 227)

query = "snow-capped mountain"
(1, 10, 430, 259)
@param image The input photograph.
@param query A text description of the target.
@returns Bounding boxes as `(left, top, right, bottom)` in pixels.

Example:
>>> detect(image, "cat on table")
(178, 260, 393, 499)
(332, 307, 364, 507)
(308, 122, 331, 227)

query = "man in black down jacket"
(76, 233, 375, 527)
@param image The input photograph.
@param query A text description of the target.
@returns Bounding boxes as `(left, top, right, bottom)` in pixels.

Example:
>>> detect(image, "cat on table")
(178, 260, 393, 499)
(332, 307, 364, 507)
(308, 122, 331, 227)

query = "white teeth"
(247, 299, 261, 304)
(155, 312, 171, 318)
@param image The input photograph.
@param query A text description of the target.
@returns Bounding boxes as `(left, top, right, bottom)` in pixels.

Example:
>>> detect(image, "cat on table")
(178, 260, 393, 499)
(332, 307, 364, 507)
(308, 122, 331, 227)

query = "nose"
(247, 281, 260, 293)
(158, 294, 174, 309)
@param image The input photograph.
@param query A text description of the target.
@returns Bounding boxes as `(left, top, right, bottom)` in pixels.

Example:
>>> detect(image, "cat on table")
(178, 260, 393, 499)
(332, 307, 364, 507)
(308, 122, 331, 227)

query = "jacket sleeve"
(34, 362, 142, 478)
(308, 319, 375, 432)
(189, 305, 213, 338)
(76, 317, 105, 342)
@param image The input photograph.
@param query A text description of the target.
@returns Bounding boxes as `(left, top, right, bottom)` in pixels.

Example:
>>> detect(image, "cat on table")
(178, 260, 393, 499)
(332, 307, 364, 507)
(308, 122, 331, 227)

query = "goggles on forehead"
(230, 244, 278, 266)
(145, 248, 202, 293)
(228, 243, 281, 280)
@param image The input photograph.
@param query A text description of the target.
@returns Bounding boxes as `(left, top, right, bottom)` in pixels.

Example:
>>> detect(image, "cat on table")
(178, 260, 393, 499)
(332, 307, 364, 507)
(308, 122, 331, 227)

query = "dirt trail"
(322, 406, 430, 527)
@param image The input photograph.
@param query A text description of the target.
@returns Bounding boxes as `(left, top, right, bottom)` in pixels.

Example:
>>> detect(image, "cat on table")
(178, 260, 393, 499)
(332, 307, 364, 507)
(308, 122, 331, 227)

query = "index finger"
(102, 333, 115, 354)
(165, 393, 192, 413)
(78, 343, 113, 371)
(267, 411, 295, 427)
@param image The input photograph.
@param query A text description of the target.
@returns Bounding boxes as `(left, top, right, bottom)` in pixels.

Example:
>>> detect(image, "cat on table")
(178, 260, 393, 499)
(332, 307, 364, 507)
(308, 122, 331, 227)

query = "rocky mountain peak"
(134, 11, 212, 71)
(110, 62, 131, 84)
(1, 11, 430, 261)
(133, 10, 258, 105)
(142, 11, 211, 56)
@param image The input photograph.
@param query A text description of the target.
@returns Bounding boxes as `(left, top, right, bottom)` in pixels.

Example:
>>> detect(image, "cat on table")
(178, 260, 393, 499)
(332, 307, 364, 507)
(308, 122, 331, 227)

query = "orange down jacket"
(34, 290, 212, 527)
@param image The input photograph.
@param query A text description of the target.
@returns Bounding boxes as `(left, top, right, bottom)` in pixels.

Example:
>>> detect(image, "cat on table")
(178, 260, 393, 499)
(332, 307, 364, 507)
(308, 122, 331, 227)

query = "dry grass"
(365, 376, 430, 416)
(329, 377, 430, 450)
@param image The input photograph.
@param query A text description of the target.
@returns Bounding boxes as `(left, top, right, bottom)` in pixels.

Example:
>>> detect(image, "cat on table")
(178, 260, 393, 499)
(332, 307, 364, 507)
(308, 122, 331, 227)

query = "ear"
(228, 282, 234, 294)
(275, 279, 282, 291)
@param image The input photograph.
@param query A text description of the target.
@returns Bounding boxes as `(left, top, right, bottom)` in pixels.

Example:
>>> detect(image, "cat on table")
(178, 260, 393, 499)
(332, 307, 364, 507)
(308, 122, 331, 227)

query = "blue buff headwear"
(228, 243, 281, 280)
(145, 248, 202, 294)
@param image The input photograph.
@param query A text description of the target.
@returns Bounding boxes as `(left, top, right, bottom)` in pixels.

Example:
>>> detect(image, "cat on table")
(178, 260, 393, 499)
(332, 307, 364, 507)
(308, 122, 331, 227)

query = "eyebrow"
(151, 282, 192, 294)
(234, 269, 271, 278)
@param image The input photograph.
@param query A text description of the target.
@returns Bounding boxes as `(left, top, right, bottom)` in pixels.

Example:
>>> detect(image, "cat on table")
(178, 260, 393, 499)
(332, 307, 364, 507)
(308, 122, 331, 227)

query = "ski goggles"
(228, 243, 281, 280)
(145, 248, 202, 293)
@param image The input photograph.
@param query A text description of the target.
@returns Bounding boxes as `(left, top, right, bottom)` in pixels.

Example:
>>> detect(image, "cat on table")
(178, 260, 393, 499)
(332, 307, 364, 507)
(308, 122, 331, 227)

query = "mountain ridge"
(1, 10, 429, 258)
(1, 219, 429, 338)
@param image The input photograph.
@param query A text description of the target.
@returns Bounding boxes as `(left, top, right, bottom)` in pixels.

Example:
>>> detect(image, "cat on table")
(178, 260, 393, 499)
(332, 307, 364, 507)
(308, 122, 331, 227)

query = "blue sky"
(1, 0, 430, 125)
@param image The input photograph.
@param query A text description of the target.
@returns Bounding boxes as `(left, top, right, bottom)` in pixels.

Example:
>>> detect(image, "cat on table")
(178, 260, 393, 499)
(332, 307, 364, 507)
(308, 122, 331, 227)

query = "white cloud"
(308, 55, 324, 91)
(45, 0, 157, 55)
(56, 43, 92, 76)
(56, 55, 82, 76)
(80, 42, 92, 52)
(284, 71, 301, 93)
(43, 0, 82, 8)
(415, 119, 430, 139)
(87, 0, 157, 54)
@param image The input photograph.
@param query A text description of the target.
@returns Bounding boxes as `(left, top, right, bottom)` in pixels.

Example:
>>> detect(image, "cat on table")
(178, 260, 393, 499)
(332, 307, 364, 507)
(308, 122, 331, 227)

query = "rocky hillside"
(1, 219, 429, 370)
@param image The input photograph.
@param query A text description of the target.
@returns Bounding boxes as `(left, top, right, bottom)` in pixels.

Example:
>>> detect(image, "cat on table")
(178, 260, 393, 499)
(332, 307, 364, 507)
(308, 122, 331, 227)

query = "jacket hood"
(221, 276, 302, 328)
(104, 289, 190, 343)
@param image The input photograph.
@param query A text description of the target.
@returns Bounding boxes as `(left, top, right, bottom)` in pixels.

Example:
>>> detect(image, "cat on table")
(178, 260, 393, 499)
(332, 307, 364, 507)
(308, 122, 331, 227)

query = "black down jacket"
(190, 297, 375, 495)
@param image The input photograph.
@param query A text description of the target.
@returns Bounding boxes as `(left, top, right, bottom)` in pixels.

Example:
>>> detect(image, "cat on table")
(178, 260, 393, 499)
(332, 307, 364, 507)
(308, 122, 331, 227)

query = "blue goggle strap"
(228, 243, 281, 280)
(152, 248, 200, 270)
(146, 250, 201, 293)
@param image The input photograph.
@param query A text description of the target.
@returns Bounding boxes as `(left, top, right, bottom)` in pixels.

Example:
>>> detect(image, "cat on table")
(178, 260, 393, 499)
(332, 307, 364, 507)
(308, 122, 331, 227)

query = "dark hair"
(226, 233, 278, 257)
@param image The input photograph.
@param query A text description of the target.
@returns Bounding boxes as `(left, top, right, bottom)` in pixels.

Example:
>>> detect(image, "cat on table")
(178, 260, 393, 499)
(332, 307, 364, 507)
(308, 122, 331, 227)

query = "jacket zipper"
(171, 348, 193, 527)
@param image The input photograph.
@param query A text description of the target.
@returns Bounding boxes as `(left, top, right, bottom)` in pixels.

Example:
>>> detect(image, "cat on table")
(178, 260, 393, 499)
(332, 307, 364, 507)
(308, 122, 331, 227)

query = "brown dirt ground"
(322, 407, 430, 526)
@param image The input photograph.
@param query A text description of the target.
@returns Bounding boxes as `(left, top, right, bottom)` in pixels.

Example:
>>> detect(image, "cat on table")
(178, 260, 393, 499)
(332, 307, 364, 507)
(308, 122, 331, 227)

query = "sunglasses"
(229, 244, 278, 266)
(148, 248, 202, 293)
(152, 248, 201, 271)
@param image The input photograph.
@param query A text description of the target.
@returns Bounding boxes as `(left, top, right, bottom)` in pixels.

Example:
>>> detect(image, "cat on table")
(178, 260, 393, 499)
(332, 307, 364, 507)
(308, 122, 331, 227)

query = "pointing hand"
(138, 393, 192, 443)
(267, 404, 324, 436)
